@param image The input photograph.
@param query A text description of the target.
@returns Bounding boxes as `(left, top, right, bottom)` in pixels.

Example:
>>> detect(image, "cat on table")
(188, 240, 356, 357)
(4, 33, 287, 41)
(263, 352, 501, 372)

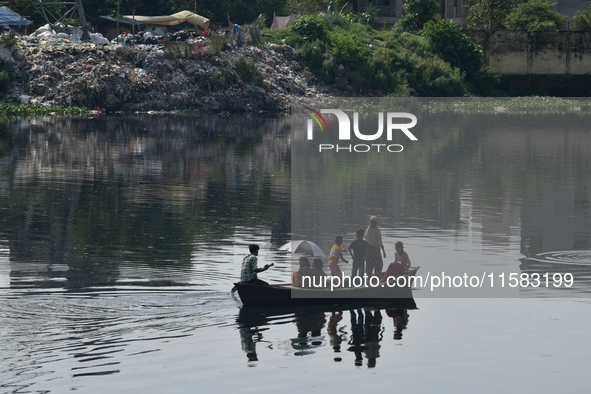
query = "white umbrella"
(279, 240, 326, 257)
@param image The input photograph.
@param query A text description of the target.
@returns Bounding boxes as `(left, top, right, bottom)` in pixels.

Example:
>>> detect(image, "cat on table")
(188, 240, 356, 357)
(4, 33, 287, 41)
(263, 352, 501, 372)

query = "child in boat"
(328, 235, 348, 277)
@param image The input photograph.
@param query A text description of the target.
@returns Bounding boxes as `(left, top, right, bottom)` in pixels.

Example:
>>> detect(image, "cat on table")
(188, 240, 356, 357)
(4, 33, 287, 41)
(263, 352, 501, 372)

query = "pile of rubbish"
(4, 32, 336, 112)
(29, 23, 110, 45)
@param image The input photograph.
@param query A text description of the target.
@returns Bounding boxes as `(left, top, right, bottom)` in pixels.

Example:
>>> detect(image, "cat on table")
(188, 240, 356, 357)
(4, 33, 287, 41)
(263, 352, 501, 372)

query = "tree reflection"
(0, 115, 290, 290)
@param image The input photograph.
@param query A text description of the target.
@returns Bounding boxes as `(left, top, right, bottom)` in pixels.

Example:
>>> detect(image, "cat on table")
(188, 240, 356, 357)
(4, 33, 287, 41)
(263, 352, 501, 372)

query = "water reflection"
(0, 115, 290, 292)
(236, 305, 413, 367)
(291, 109, 591, 296)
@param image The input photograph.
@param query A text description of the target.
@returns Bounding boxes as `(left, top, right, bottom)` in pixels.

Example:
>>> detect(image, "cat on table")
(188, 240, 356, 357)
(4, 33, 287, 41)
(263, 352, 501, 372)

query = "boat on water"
(234, 267, 420, 309)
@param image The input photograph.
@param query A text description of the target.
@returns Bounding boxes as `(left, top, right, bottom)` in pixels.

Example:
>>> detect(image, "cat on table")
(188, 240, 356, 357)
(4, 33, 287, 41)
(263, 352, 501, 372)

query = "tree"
(398, 0, 439, 31)
(504, 0, 567, 35)
(573, 5, 591, 30)
(466, 0, 522, 30)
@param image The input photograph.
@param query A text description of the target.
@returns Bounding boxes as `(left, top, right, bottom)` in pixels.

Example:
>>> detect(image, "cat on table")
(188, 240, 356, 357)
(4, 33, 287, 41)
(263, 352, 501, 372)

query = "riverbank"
(5, 36, 339, 113)
(4, 35, 591, 116)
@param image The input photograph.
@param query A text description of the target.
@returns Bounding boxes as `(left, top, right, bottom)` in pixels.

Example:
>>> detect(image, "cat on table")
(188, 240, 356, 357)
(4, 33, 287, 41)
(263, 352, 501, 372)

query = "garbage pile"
(5, 33, 337, 113)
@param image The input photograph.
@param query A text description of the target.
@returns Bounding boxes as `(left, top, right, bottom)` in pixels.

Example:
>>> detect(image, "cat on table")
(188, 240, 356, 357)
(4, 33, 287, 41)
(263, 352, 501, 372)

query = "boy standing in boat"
(348, 228, 369, 278)
(328, 235, 348, 277)
(240, 244, 272, 285)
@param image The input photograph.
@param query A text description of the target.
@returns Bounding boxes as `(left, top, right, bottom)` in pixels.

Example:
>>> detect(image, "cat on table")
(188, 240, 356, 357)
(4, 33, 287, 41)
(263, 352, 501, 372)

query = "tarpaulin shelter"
(99, 11, 210, 40)
(97, 15, 143, 40)
(0, 6, 32, 26)
(270, 13, 297, 30)
(122, 10, 210, 31)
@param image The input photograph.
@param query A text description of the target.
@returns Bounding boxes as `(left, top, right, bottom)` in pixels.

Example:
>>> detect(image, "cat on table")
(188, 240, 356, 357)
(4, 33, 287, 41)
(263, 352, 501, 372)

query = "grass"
(0, 104, 90, 119)
(423, 97, 591, 114)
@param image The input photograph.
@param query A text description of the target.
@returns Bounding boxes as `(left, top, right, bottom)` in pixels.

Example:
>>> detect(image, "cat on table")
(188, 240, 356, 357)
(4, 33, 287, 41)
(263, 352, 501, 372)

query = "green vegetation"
(268, 12, 498, 96)
(234, 56, 264, 84)
(0, 30, 17, 48)
(573, 5, 591, 30)
(4, 0, 583, 33)
(0, 61, 13, 95)
(423, 18, 483, 78)
(424, 96, 591, 114)
(0, 104, 89, 118)
(397, 0, 440, 31)
(466, 0, 520, 30)
(504, 0, 567, 35)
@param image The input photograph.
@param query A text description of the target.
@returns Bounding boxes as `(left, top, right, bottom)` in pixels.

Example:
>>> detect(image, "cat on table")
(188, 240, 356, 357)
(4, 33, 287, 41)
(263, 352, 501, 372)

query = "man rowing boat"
(240, 244, 272, 285)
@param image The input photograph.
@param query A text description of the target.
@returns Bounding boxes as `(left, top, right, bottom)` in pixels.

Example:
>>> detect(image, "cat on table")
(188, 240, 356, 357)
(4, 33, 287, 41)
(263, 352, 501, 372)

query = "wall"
(464, 30, 591, 75)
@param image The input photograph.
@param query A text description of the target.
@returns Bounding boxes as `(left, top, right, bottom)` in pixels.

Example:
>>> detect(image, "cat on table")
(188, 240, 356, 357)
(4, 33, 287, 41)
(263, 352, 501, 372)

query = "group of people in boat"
(239, 215, 412, 288)
(302, 215, 411, 287)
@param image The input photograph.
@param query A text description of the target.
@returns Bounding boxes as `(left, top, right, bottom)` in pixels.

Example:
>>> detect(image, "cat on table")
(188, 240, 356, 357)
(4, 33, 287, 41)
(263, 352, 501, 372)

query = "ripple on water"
(523, 250, 591, 266)
(0, 291, 239, 392)
(520, 250, 591, 297)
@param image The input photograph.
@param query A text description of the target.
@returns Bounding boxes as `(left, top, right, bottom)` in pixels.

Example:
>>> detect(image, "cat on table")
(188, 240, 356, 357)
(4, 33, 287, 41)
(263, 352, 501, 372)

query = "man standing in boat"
(365, 216, 386, 278)
(241, 244, 272, 285)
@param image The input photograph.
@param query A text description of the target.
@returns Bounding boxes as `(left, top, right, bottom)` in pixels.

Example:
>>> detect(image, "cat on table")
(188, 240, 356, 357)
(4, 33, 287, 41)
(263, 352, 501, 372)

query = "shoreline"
(4, 37, 591, 117)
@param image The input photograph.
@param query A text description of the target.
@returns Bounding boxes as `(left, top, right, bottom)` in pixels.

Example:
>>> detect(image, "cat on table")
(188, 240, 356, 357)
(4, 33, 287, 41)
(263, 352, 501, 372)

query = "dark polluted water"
(0, 113, 591, 393)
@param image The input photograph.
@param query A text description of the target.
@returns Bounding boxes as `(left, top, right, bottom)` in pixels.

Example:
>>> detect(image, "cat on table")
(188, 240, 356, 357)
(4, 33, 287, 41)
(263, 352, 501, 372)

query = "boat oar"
(231, 263, 274, 293)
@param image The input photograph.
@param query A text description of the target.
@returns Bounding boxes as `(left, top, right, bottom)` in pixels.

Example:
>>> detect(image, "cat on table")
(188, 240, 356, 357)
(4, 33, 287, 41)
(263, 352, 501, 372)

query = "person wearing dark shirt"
(295, 257, 312, 287)
(348, 228, 369, 278)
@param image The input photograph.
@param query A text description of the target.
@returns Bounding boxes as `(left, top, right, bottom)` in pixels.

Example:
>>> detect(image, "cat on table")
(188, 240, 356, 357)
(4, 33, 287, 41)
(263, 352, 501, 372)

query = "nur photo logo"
(304, 108, 419, 153)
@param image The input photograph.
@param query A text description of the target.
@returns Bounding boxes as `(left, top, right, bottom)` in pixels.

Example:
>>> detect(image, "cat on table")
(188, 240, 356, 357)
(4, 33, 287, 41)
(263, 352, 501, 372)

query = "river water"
(1, 111, 590, 393)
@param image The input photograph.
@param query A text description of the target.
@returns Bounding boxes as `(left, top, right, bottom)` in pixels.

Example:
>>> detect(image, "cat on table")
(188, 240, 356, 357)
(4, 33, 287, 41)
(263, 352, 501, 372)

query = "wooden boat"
(234, 267, 419, 309)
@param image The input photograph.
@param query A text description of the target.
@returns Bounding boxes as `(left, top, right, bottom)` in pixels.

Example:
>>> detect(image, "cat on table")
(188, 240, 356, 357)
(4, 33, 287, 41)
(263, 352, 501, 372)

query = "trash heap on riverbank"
(5, 34, 336, 113)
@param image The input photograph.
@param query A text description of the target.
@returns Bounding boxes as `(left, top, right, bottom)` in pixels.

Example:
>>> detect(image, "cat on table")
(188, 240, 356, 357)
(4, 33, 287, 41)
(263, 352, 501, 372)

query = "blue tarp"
(0, 6, 32, 26)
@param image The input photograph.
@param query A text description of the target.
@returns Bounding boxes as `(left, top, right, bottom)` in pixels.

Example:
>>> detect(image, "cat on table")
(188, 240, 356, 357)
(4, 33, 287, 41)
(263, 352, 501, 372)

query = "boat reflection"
(236, 304, 413, 367)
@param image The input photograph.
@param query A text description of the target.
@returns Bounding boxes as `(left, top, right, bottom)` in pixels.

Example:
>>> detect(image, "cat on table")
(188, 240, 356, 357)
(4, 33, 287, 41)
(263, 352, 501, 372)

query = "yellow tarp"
(122, 10, 210, 30)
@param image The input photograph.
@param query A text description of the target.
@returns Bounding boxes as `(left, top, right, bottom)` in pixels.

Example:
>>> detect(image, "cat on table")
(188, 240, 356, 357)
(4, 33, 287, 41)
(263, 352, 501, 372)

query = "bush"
(398, 0, 440, 31)
(295, 39, 328, 70)
(329, 33, 370, 69)
(0, 61, 13, 94)
(234, 57, 262, 84)
(423, 18, 483, 78)
(348, 6, 378, 25)
(405, 57, 467, 96)
(291, 15, 328, 42)
(468, 66, 501, 96)
(395, 32, 432, 57)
